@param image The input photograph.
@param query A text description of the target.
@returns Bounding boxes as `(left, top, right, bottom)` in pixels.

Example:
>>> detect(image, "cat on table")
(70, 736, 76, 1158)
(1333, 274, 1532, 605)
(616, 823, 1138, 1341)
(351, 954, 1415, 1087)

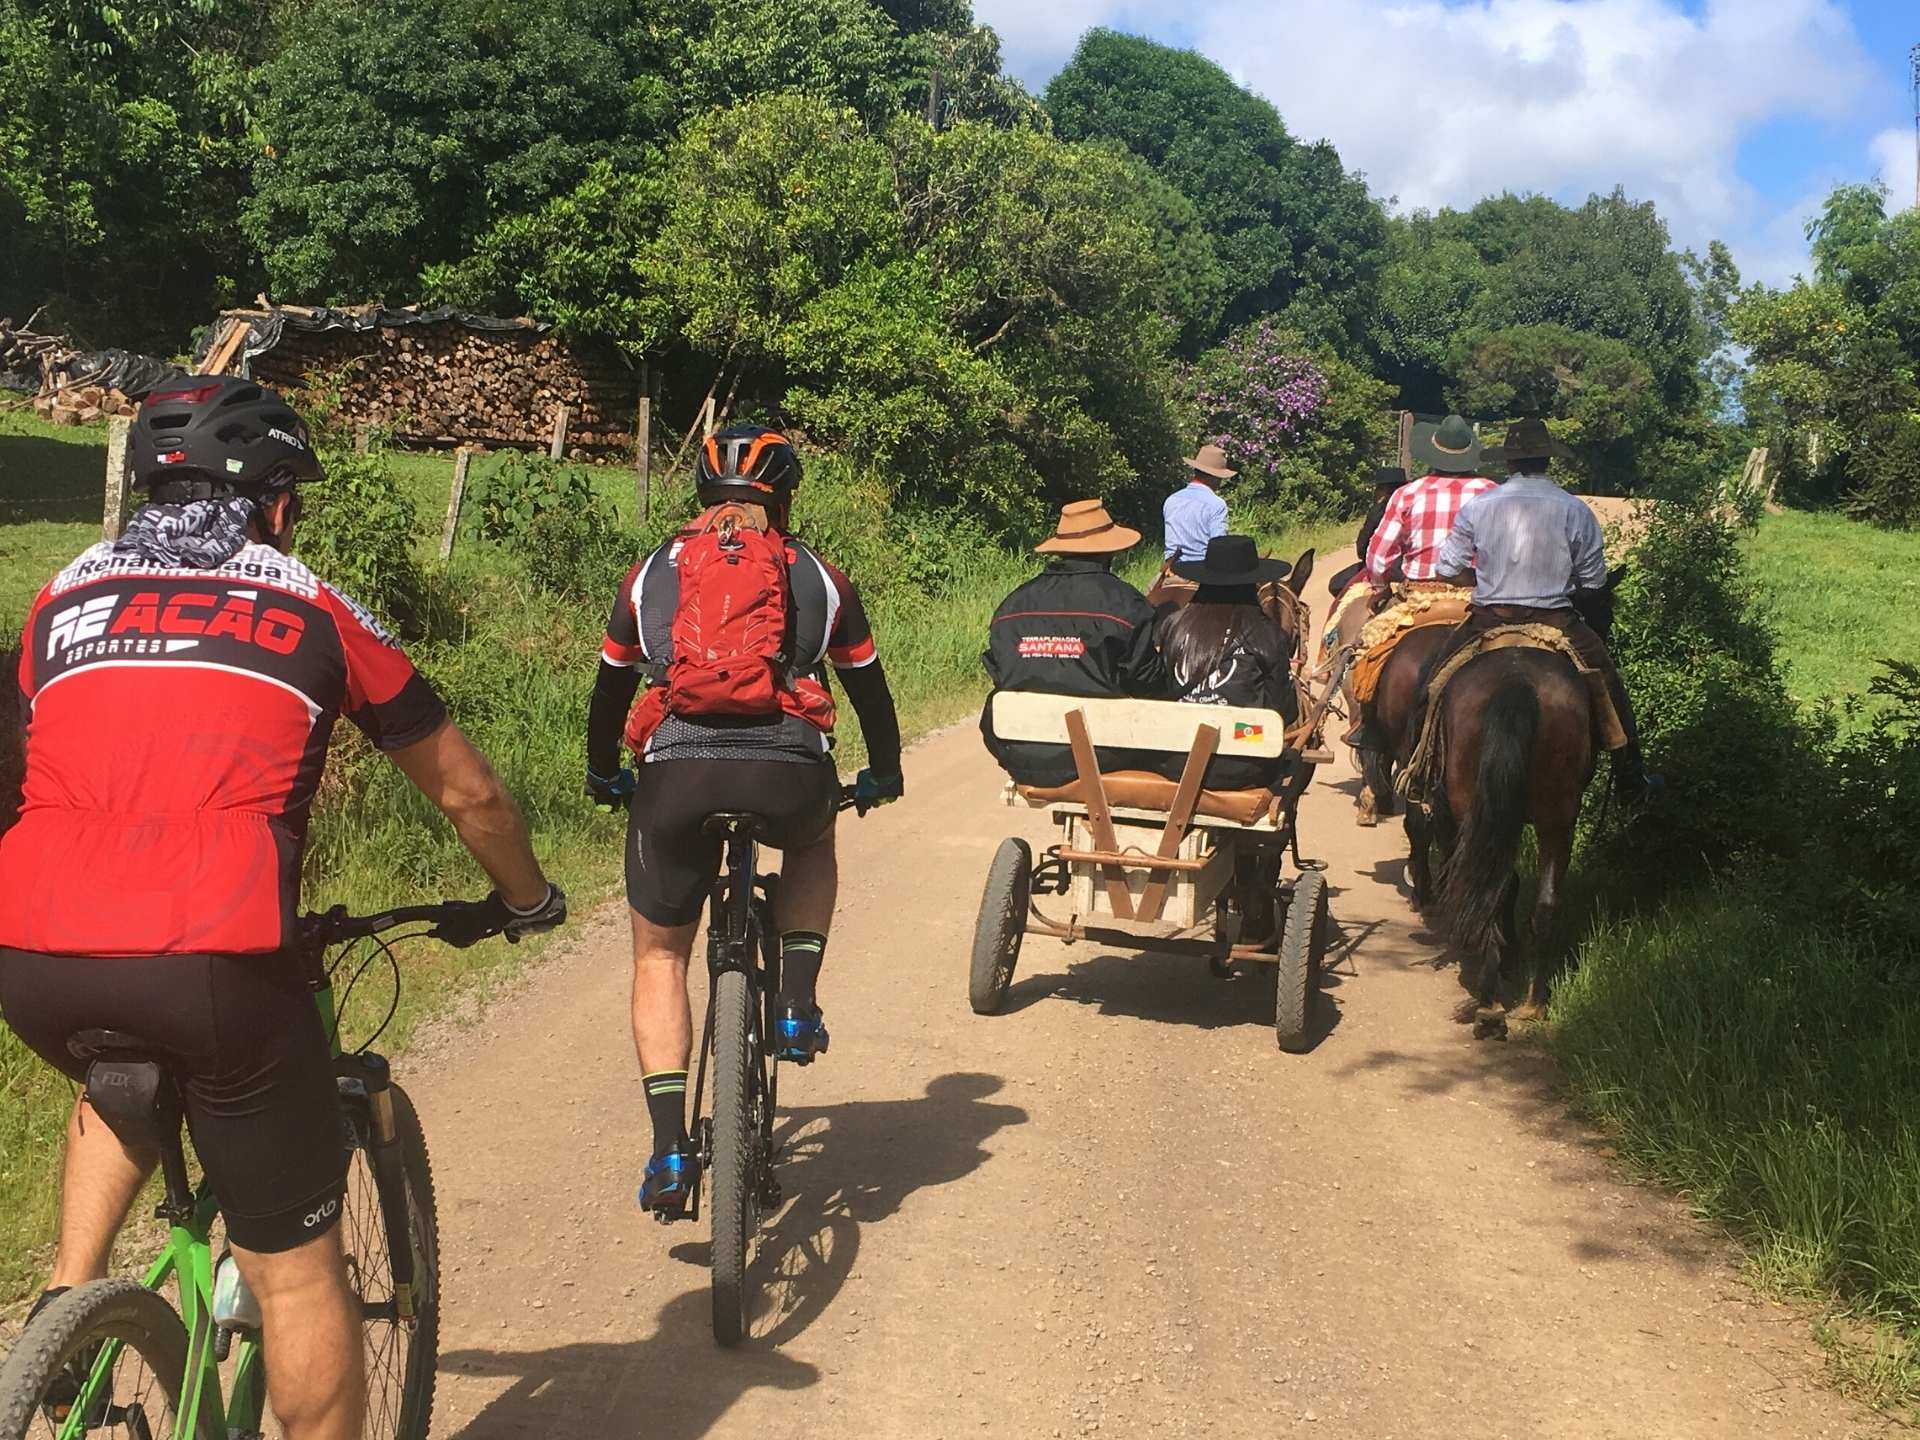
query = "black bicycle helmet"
(129, 376, 325, 497)
(696, 423, 801, 505)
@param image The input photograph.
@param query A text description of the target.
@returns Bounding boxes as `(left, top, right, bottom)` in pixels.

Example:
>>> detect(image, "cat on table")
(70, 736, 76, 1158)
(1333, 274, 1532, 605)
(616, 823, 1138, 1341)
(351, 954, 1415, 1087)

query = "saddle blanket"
(1350, 584, 1473, 703)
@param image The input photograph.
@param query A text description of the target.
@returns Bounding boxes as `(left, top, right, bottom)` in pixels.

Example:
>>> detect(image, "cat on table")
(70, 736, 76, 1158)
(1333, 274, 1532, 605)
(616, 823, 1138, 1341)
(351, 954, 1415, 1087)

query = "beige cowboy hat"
(1034, 498, 1142, 555)
(1182, 443, 1237, 481)
(1484, 416, 1574, 465)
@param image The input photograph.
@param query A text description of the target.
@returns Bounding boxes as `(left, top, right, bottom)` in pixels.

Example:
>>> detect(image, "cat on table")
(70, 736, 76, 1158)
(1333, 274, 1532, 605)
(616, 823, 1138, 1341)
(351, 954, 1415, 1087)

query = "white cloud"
(974, 0, 1879, 285)
(1869, 126, 1918, 214)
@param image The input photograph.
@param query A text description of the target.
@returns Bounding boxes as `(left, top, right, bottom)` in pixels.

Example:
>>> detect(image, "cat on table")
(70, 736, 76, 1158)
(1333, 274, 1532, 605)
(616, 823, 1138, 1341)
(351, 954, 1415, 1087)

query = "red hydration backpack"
(624, 504, 835, 754)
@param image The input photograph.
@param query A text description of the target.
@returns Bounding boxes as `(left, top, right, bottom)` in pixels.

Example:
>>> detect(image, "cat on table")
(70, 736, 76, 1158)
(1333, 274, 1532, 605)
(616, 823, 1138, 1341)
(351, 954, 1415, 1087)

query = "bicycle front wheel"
(709, 966, 760, 1347)
(340, 1081, 440, 1440)
(0, 1280, 187, 1440)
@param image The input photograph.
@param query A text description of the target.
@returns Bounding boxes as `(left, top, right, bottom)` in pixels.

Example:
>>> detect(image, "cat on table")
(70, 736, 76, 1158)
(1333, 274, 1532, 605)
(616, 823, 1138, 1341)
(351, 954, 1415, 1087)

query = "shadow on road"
(439, 1072, 1026, 1440)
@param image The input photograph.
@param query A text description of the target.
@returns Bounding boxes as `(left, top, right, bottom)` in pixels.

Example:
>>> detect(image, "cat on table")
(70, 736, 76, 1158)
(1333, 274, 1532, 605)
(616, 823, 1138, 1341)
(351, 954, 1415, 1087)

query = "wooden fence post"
(102, 416, 132, 540)
(1397, 410, 1415, 476)
(441, 446, 475, 561)
(549, 405, 571, 460)
(700, 395, 716, 439)
(635, 360, 652, 523)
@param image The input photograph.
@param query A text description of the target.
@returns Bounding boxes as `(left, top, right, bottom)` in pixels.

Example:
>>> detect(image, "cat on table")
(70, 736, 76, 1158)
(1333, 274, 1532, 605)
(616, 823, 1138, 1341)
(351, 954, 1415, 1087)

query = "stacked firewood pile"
(218, 307, 638, 451)
(3, 315, 159, 423)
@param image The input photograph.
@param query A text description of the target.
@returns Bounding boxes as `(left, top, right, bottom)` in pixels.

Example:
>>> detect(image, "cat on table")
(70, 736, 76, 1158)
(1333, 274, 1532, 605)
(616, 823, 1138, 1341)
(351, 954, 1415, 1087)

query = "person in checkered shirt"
(1363, 414, 1494, 593)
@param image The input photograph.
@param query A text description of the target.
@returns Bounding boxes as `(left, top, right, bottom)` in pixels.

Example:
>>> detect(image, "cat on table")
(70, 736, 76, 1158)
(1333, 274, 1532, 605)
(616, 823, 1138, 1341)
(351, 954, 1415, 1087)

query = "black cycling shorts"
(0, 948, 347, 1254)
(626, 757, 838, 927)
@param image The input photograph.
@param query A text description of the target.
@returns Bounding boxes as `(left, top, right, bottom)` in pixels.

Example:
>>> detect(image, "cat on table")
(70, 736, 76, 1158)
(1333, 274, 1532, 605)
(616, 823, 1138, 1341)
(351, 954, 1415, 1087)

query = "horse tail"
(1441, 676, 1538, 967)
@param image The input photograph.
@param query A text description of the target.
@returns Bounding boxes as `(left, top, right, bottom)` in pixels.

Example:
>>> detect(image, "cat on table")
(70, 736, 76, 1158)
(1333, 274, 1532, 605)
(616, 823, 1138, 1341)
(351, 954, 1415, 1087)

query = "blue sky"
(974, 0, 1917, 286)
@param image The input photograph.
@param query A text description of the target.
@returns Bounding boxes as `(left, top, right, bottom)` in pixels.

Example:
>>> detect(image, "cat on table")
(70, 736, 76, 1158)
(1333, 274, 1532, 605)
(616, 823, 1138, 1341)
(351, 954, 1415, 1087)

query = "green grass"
(0, 410, 112, 616)
(1550, 894, 1920, 1417)
(1748, 508, 1920, 714)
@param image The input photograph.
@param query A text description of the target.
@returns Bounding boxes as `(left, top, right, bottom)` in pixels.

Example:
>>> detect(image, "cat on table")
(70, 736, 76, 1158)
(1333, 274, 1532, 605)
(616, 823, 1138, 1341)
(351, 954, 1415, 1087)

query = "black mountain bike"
(686, 790, 865, 1346)
(0, 896, 545, 1440)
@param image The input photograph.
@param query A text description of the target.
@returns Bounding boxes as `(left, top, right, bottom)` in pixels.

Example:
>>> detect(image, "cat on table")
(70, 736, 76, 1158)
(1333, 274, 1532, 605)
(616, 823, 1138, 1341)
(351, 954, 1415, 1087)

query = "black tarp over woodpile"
(196, 304, 639, 451)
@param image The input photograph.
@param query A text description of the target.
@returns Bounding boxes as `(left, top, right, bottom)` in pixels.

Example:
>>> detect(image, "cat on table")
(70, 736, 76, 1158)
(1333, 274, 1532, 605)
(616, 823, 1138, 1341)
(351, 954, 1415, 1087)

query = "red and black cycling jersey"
(0, 541, 446, 957)
(599, 527, 881, 765)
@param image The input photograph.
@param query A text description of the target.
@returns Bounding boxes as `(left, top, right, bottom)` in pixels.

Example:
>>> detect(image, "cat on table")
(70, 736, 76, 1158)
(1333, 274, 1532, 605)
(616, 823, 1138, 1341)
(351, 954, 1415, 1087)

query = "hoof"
(1473, 1005, 1510, 1041)
(1451, 997, 1482, 1025)
(1356, 787, 1378, 827)
(1507, 1000, 1547, 1026)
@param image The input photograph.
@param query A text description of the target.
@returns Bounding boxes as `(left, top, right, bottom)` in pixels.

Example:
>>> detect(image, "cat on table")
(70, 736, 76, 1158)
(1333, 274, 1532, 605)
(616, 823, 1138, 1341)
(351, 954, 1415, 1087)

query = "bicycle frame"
(57, 962, 419, 1440)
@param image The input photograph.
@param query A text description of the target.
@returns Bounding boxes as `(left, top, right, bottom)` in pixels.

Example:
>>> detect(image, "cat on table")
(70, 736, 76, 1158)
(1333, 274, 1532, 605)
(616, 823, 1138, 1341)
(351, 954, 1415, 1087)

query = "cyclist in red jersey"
(586, 425, 902, 1218)
(0, 378, 566, 1440)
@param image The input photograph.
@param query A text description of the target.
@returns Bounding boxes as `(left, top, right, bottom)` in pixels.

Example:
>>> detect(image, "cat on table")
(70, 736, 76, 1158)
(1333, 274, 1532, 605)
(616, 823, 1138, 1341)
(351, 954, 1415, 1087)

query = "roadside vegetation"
(1556, 485, 1920, 1413)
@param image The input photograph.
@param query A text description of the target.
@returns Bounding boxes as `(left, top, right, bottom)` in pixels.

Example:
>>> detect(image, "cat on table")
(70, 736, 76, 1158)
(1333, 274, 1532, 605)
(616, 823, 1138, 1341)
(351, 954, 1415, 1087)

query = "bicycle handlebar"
(301, 894, 560, 951)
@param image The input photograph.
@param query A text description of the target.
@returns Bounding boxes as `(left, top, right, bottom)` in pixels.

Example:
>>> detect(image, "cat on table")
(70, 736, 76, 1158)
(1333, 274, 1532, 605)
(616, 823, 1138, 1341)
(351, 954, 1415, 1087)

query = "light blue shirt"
(1436, 474, 1607, 609)
(1163, 481, 1228, 562)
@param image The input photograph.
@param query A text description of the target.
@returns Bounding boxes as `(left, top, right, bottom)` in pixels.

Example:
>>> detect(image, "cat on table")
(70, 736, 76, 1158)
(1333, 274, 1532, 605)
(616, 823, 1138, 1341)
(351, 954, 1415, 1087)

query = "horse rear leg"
(1509, 820, 1573, 1024)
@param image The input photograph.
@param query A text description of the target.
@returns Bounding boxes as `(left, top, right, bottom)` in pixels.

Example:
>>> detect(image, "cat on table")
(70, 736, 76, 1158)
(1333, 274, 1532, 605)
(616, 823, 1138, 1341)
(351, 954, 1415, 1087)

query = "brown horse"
(1421, 571, 1626, 1035)
(1351, 623, 1454, 867)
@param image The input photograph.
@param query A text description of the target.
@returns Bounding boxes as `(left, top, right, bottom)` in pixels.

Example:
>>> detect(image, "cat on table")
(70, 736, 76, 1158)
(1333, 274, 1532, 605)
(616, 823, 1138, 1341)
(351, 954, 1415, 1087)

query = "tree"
(245, 0, 676, 302)
(1044, 29, 1385, 348)
(0, 0, 267, 348)
(1370, 215, 1488, 411)
(1447, 324, 1660, 491)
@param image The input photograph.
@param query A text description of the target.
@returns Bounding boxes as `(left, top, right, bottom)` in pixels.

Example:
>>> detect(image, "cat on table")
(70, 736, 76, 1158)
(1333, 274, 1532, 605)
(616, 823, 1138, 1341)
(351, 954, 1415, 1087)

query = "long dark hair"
(1160, 585, 1288, 690)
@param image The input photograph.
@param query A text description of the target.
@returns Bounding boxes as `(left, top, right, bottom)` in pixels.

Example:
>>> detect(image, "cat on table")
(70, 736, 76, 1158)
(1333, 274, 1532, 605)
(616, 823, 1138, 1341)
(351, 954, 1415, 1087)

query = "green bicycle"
(0, 896, 517, 1440)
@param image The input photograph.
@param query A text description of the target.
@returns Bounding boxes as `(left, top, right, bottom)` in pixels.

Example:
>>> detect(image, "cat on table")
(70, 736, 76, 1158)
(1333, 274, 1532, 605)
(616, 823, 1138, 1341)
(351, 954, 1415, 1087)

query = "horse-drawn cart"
(968, 691, 1335, 1050)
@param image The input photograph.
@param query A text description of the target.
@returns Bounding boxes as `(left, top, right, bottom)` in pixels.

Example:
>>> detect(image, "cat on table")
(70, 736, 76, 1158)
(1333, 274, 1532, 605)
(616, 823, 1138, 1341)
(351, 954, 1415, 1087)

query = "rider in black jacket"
(981, 500, 1171, 787)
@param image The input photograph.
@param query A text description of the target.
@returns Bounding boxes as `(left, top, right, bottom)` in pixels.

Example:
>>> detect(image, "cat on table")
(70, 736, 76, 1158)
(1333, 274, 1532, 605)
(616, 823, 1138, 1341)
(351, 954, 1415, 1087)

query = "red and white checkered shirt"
(1364, 472, 1497, 585)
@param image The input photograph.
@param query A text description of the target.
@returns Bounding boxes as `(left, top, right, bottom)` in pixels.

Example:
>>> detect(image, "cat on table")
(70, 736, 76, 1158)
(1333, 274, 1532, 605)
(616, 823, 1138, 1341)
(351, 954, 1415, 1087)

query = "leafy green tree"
(1448, 324, 1659, 490)
(245, 0, 675, 302)
(1044, 29, 1385, 347)
(1465, 188, 1702, 410)
(1370, 215, 1488, 411)
(0, 0, 265, 348)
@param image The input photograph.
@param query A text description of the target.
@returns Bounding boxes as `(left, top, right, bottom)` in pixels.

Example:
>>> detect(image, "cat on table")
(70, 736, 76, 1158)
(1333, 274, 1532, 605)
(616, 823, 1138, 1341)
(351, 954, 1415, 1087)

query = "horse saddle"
(1350, 585, 1473, 704)
(1397, 624, 1629, 800)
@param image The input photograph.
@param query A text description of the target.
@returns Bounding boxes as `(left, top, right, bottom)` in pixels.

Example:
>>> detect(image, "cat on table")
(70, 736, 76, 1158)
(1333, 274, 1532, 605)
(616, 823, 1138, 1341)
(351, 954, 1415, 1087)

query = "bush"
(1822, 662, 1920, 951)
(469, 454, 630, 603)
(1849, 415, 1920, 530)
(298, 449, 427, 631)
(1596, 482, 1818, 881)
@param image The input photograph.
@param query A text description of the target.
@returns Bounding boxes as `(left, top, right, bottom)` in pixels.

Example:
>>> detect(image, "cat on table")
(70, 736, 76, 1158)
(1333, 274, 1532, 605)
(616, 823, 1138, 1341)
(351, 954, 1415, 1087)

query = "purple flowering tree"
(1188, 319, 1391, 518)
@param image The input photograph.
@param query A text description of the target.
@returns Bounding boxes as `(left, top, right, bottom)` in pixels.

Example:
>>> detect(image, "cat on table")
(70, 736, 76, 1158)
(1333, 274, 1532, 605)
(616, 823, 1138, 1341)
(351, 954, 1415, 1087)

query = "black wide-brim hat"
(1170, 534, 1290, 587)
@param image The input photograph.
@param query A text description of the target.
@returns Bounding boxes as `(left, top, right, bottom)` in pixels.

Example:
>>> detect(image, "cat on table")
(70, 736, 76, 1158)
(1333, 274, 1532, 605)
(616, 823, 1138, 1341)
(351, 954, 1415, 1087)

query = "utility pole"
(1911, 43, 1920, 210)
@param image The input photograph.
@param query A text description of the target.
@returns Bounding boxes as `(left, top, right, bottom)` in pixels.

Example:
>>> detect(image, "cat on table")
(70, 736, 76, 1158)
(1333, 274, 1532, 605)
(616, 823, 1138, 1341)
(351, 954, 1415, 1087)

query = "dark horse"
(1351, 622, 1453, 880)
(1421, 569, 1627, 1035)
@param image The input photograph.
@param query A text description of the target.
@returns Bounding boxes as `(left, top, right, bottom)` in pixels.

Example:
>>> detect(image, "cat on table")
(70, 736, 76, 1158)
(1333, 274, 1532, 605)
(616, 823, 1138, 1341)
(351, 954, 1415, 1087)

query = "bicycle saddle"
(67, 1028, 164, 1063)
(701, 811, 771, 839)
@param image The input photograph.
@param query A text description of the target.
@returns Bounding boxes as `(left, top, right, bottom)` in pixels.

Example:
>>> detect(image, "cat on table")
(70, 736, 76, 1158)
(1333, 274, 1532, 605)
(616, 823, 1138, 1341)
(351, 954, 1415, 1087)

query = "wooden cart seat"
(1014, 773, 1277, 827)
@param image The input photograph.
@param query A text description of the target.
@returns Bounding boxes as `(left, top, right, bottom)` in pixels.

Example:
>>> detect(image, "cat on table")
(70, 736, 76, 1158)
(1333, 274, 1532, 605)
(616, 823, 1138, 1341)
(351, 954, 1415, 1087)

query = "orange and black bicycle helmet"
(696, 423, 801, 506)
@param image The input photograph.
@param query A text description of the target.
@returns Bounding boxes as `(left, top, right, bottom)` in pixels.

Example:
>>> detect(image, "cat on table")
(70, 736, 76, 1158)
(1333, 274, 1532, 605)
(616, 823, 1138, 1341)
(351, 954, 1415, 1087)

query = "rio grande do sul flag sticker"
(1233, 721, 1264, 743)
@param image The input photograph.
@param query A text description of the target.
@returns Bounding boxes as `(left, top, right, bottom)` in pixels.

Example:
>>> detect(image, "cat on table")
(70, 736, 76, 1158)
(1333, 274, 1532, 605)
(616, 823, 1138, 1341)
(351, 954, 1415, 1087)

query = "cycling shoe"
(773, 1002, 830, 1065)
(638, 1145, 700, 1221)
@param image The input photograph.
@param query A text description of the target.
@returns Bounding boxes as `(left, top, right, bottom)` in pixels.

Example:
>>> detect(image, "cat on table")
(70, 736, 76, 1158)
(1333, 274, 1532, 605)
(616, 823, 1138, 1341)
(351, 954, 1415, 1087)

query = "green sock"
(642, 1070, 687, 1156)
(779, 931, 827, 1007)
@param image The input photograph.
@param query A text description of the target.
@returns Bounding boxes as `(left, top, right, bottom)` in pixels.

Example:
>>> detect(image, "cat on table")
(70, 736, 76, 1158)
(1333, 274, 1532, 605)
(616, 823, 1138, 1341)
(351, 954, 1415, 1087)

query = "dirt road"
(414, 553, 1883, 1440)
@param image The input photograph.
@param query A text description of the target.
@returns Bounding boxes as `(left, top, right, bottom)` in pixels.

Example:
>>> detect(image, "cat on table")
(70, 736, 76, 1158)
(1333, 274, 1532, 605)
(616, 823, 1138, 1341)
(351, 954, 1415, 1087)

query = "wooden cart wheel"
(970, 838, 1032, 1015)
(1274, 870, 1328, 1052)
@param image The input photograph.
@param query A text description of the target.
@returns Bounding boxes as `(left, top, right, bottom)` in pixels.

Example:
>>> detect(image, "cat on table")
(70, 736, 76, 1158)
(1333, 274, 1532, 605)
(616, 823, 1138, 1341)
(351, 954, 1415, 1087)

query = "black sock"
(779, 931, 827, 1008)
(642, 1070, 688, 1156)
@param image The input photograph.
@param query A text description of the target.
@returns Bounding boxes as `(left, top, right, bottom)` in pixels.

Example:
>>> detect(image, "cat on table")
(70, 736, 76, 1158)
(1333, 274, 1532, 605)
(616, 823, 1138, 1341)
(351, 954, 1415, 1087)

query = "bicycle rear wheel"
(708, 966, 759, 1347)
(340, 1081, 439, 1440)
(0, 1280, 187, 1440)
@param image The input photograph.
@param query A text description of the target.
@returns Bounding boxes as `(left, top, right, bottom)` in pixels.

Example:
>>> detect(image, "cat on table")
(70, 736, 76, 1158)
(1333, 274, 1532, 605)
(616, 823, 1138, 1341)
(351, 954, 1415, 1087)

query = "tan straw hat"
(1183, 443, 1237, 480)
(1034, 499, 1143, 555)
